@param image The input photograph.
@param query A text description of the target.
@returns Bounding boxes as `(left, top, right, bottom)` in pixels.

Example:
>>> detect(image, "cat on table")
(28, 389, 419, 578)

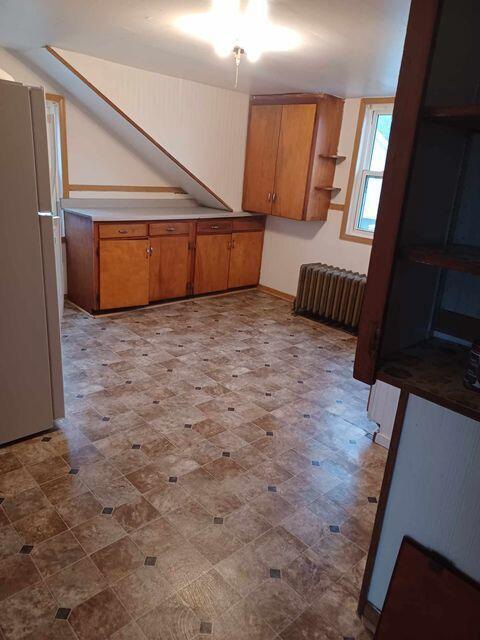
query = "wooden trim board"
(45, 93, 70, 198)
(69, 184, 186, 194)
(340, 97, 395, 245)
(257, 284, 295, 302)
(358, 389, 409, 615)
(45, 46, 232, 211)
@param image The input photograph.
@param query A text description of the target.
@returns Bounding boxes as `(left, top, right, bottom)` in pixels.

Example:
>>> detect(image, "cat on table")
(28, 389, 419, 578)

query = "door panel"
(273, 104, 316, 220)
(99, 239, 149, 309)
(243, 105, 282, 214)
(194, 234, 231, 295)
(228, 231, 264, 289)
(149, 235, 191, 301)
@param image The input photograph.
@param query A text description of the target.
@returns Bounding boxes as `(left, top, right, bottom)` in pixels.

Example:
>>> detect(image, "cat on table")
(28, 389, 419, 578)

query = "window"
(45, 94, 69, 223)
(344, 100, 393, 241)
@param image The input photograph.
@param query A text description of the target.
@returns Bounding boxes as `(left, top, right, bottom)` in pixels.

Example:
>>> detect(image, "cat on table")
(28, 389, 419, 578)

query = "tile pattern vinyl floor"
(0, 290, 386, 640)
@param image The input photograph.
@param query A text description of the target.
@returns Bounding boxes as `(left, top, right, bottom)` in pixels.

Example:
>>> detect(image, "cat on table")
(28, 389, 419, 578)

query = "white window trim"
(346, 102, 394, 240)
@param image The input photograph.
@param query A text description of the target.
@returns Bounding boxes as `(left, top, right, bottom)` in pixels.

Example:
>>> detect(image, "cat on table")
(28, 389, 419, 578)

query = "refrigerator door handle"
(39, 213, 65, 420)
(30, 87, 52, 213)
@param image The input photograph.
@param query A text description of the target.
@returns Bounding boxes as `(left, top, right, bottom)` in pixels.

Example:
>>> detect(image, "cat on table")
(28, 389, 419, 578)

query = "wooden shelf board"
(319, 154, 346, 161)
(425, 104, 480, 130)
(404, 244, 480, 275)
(377, 338, 480, 422)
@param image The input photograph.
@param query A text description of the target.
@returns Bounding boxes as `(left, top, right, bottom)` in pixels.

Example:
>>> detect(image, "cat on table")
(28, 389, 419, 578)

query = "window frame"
(340, 97, 395, 245)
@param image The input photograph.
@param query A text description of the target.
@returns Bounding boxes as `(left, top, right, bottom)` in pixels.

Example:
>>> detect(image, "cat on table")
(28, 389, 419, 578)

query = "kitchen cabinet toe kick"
(64, 212, 265, 313)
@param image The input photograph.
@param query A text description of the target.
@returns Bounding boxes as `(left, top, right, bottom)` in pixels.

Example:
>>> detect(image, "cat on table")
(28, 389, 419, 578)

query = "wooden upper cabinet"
(242, 94, 344, 221)
(228, 231, 264, 288)
(242, 105, 282, 214)
(194, 233, 231, 295)
(272, 104, 316, 220)
(99, 239, 150, 310)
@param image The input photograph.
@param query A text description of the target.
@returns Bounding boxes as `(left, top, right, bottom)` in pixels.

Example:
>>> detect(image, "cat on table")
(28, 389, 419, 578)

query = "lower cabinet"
(149, 235, 192, 301)
(228, 231, 264, 289)
(65, 213, 265, 313)
(194, 233, 231, 295)
(99, 239, 150, 310)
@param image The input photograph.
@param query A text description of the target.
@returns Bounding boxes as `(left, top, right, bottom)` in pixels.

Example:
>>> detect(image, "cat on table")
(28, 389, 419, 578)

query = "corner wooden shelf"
(404, 244, 480, 275)
(425, 104, 480, 131)
(319, 154, 346, 162)
(377, 338, 480, 422)
(315, 186, 341, 193)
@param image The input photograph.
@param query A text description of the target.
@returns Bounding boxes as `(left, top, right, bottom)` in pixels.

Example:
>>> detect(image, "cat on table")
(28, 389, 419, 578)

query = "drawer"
(197, 219, 233, 235)
(232, 217, 265, 232)
(149, 221, 191, 236)
(98, 223, 148, 239)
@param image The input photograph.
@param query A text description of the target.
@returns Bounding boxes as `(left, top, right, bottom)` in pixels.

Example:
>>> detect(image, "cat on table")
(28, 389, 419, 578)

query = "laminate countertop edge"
(63, 207, 261, 222)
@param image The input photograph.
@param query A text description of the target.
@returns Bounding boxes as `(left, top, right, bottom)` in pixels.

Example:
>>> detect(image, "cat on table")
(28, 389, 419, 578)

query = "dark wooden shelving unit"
(377, 338, 480, 422)
(425, 104, 480, 130)
(404, 244, 480, 275)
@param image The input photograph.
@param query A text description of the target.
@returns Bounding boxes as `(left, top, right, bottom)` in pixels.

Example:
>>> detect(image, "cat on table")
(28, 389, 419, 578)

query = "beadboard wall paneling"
(368, 394, 480, 610)
(55, 48, 250, 211)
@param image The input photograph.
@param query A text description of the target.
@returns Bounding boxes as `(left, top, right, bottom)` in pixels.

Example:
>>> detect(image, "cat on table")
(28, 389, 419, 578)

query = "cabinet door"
(273, 104, 316, 220)
(194, 234, 231, 295)
(243, 105, 282, 214)
(149, 235, 191, 301)
(228, 231, 264, 289)
(99, 239, 149, 310)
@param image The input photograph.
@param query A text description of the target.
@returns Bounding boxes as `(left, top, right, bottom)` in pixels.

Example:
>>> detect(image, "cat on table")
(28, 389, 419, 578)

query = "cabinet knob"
(272, 192, 277, 203)
(166, 226, 176, 232)
(267, 192, 272, 202)
(118, 229, 128, 234)
(210, 225, 220, 230)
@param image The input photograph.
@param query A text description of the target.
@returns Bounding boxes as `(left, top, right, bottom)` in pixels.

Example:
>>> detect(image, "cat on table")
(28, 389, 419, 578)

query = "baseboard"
(362, 601, 381, 633)
(374, 431, 391, 449)
(257, 284, 295, 303)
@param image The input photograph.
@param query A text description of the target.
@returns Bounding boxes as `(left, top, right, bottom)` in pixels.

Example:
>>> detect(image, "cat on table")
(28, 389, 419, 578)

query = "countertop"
(63, 206, 258, 222)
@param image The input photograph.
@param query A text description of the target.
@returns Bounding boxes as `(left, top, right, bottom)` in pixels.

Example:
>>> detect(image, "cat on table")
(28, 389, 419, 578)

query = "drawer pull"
(166, 226, 176, 232)
(210, 225, 220, 230)
(118, 229, 128, 234)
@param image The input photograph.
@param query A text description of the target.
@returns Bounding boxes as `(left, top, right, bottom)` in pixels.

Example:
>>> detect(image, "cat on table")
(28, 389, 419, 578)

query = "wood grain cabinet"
(148, 222, 194, 301)
(99, 238, 150, 310)
(65, 212, 265, 313)
(242, 94, 344, 221)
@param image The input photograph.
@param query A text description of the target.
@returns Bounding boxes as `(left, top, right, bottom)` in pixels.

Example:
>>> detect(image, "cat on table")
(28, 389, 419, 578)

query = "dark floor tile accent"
(266, 431, 274, 437)
(132, 444, 141, 450)
(0, 497, 4, 505)
(222, 451, 231, 458)
(41, 437, 52, 442)
(168, 477, 178, 483)
(19, 544, 34, 555)
(101, 417, 110, 422)
(367, 497, 378, 503)
(265, 393, 272, 397)
(311, 460, 320, 467)
(349, 439, 357, 444)
(329, 525, 340, 533)
(267, 486, 277, 493)
(102, 507, 114, 515)
(69, 468, 79, 475)
(227, 408, 235, 412)
(270, 568, 281, 579)
(144, 556, 157, 566)
(213, 517, 224, 525)
(56, 607, 71, 620)
(303, 414, 310, 418)
(200, 621, 213, 634)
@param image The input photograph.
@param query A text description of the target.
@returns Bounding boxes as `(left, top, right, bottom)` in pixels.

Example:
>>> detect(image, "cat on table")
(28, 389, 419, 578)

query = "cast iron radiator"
(294, 263, 366, 332)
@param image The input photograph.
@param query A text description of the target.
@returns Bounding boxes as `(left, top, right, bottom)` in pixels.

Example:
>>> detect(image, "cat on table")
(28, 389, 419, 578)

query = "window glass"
(356, 175, 382, 232)
(369, 113, 392, 172)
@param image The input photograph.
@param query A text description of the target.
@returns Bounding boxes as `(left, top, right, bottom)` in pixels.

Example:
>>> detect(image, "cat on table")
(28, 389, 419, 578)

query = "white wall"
(260, 98, 372, 296)
(0, 47, 171, 193)
(55, 49, 250, 211)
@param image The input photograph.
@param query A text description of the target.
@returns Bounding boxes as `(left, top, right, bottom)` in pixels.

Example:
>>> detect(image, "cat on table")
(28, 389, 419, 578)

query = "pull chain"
(233, 46, 244, 88)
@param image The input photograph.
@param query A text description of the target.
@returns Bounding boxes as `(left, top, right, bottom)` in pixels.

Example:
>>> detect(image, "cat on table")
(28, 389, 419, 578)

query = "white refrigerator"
(0, 79, 64, 444)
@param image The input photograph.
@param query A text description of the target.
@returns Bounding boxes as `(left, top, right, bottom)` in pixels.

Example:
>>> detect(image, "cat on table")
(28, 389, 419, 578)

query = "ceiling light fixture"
(176, 0, 300, 87)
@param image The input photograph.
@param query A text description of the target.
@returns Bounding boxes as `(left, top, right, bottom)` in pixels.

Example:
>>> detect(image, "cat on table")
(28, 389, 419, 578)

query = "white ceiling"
(0, 0, 410, 97)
